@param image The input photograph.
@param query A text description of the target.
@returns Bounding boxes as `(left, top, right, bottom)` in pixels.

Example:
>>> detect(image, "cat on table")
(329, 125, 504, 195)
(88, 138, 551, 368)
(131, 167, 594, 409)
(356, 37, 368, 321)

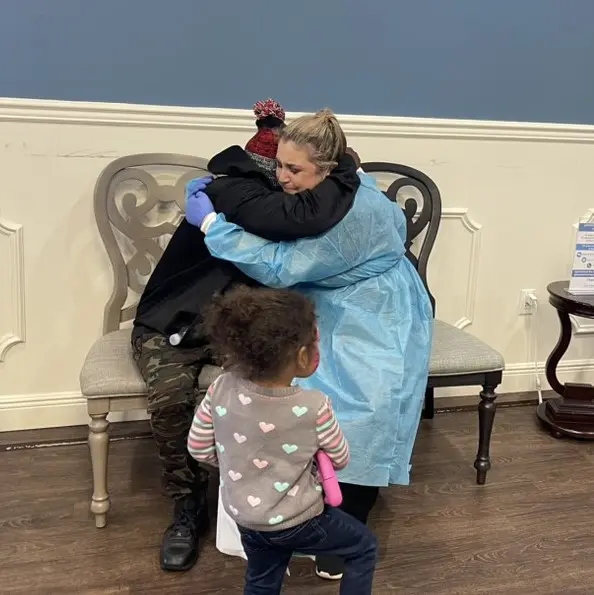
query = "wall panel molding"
(0, 212, 26, 362)
(3, 98, 594, 143)
(441, 208, 482, 329)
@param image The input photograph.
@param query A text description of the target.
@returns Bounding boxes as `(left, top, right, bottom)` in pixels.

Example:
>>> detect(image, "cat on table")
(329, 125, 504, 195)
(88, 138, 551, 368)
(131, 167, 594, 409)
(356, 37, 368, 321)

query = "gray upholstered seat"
(80, 329, 222, 399)
(430, 320, 504, 377)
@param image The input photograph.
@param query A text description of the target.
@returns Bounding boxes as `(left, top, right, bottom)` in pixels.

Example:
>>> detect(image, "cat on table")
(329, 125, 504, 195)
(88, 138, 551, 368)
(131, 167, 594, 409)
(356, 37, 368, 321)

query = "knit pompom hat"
(245, 99, 286, 182)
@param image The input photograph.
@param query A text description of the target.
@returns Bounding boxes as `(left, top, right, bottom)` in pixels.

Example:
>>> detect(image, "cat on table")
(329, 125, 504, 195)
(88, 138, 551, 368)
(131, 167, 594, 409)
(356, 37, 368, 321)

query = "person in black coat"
(131, 99, 360, 572)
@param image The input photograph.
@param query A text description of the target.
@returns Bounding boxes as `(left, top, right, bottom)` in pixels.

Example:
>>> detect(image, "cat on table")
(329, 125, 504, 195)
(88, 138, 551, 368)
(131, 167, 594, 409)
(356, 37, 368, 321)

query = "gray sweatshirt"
(188, 371, 349, 532)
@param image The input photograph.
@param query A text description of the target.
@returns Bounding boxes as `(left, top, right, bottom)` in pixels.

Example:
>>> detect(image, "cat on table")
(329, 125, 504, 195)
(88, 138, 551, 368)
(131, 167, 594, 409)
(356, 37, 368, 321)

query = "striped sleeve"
(316, 396, 350, 470)
(187, 388, 218, 467)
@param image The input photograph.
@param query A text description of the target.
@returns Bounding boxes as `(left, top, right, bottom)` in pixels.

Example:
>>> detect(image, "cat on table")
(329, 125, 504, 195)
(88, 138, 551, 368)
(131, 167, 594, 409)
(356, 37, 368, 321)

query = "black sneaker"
(160, 496, 210, 571)
(315, 555, 344, 580)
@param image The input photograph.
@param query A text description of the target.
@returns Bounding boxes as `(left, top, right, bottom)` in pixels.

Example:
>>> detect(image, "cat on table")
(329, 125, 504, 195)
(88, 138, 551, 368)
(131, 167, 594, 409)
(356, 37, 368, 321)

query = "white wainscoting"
(2, 98, 594, 431)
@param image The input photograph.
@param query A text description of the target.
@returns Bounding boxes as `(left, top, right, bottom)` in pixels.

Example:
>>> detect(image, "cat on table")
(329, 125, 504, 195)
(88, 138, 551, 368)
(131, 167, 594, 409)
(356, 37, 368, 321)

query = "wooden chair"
(361, 162, 504, 485)
(79, 154, 222, 528)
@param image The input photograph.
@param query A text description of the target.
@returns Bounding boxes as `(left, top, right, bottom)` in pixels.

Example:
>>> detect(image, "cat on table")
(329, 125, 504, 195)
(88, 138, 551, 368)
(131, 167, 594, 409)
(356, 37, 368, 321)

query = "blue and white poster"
(569, 220, 594, 295)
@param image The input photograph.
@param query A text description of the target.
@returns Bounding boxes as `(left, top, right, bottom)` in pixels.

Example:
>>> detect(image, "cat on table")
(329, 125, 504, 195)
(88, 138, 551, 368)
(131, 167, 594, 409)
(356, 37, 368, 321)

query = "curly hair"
(203, 286, 317, 381)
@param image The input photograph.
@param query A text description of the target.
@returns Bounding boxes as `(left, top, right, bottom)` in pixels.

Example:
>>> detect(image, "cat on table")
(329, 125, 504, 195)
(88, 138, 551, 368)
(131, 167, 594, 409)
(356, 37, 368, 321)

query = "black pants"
(339, 482, 380, 525)
(240, 507, 377, 594)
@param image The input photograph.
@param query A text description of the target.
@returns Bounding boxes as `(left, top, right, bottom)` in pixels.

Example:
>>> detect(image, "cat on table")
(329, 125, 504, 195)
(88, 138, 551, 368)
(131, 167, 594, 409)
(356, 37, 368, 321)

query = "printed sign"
(569, 220, 594, 295)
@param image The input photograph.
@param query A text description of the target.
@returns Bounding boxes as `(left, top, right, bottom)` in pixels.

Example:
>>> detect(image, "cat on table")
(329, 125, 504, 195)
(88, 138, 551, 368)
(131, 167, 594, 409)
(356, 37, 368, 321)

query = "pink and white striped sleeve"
(316, 396, 350, 470)
(187, 388, 218, 467)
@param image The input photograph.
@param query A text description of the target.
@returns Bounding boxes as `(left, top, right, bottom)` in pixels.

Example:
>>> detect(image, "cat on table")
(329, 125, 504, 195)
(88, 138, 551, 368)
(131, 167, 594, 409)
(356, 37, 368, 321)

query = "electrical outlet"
(518, 289, 538, 315)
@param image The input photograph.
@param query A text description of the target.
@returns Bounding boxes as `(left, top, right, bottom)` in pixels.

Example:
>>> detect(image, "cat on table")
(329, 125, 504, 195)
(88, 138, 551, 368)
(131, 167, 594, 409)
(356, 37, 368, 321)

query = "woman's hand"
(185, 176, 215, 228)
(186, 175, 213, 196)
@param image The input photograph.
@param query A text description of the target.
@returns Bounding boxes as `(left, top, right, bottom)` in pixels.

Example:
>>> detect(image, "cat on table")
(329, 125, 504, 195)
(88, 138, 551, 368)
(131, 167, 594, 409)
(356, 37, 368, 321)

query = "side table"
(537, 280, 594, 438)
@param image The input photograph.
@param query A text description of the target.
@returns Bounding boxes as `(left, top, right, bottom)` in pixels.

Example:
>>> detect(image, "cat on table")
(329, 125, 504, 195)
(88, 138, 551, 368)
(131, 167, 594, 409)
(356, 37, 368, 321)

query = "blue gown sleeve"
(204, 182, 406, 289)
(204, 214, 352, 288)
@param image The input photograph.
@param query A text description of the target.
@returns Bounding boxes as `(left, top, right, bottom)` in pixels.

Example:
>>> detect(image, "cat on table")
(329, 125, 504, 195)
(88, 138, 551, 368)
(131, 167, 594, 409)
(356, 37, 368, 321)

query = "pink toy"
(315, 451, 343, 507)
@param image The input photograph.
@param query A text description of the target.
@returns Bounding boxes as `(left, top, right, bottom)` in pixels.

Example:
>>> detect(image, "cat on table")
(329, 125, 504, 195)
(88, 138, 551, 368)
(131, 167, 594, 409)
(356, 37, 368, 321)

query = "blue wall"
(2, 0, 594, 124)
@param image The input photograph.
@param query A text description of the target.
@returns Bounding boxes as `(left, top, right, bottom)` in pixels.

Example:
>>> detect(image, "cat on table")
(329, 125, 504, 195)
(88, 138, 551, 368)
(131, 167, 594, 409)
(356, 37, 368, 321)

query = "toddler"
(188, 286, 377, 594)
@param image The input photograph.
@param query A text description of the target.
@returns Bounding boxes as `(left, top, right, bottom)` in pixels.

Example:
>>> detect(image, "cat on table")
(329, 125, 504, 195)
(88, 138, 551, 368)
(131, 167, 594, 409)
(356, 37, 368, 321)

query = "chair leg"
(423, 386, 435, 419)
(474, 384, 497, 485)
(88, 413, 110, 528)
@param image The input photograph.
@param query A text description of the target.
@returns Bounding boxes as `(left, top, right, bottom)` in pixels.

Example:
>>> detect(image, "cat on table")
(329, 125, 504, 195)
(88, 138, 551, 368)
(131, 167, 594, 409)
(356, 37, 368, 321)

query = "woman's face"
(276, 140, 327, 194)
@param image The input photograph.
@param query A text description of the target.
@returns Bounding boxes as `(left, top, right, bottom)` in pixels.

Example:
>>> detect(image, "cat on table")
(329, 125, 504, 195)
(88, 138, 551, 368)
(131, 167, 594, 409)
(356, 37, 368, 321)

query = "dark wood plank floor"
(1, 406, 593, 594)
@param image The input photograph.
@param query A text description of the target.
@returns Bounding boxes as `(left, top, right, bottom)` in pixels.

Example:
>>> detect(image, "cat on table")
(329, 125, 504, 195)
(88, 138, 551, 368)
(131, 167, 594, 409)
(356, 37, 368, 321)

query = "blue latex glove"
(186, 175, 213, 196)
(185, 176, 215, 228)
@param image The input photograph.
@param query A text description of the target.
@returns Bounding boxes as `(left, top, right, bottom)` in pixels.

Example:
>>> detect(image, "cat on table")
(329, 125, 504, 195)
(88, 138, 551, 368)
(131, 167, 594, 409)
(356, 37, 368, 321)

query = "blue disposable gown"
(204, 173, 433, 486)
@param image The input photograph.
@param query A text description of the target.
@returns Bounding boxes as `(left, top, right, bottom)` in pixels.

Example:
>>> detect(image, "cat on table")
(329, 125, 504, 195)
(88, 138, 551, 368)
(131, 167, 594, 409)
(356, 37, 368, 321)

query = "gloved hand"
(185, 176, 215, 228)
(186, 175, 213, 197)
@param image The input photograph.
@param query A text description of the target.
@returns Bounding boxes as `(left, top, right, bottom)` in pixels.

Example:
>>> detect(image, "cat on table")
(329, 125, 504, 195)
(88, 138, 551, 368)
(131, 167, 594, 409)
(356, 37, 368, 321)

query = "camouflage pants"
(132, 331, 211, 502)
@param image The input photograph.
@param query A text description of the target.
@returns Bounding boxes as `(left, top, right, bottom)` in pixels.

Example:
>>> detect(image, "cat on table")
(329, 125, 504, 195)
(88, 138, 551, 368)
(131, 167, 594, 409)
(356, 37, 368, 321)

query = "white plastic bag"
(215, 484, 246, 560)
(215, 485, 310, 574)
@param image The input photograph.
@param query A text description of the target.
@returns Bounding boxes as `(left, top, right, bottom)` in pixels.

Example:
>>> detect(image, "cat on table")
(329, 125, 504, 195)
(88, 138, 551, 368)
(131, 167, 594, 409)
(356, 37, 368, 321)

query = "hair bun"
(316, 108, 337, 122)
(253, 98, 286, 122)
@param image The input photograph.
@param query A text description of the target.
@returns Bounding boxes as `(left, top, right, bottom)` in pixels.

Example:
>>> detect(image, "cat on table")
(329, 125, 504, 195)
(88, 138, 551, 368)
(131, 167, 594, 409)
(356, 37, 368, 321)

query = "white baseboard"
(2, 359, 593, 432)
(0, 392, 149, 432)
(502, 358, 594, 393)
(434, 358, 594, 397)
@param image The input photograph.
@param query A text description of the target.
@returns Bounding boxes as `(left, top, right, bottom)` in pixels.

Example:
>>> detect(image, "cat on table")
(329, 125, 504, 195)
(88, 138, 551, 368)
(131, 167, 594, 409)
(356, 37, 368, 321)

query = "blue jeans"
(238, 506, 377, 595)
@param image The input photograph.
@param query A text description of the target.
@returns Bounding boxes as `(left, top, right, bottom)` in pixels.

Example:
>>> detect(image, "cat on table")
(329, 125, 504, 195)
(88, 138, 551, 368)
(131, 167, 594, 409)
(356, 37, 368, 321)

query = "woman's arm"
(202, 213, 352, 288)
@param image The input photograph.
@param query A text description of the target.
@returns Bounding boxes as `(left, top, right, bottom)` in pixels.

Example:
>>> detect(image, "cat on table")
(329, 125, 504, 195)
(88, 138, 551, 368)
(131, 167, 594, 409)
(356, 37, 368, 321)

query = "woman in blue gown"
(190, 109, 433, 579)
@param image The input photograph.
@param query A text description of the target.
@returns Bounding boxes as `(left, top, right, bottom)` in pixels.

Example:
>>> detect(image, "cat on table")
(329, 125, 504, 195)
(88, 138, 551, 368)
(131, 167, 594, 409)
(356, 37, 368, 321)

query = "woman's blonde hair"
(279, 108, 347, 173)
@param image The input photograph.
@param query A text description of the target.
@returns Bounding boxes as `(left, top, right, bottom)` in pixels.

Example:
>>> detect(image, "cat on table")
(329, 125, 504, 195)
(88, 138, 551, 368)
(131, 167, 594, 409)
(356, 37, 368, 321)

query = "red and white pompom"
(253, 98, 286, 123)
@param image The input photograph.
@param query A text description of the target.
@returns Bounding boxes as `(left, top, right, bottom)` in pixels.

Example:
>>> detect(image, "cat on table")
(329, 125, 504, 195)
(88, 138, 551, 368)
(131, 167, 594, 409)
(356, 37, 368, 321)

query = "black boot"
(316, 555, 345, 580)
(316, 484, 379, 581)
(160, 495, 210, 571)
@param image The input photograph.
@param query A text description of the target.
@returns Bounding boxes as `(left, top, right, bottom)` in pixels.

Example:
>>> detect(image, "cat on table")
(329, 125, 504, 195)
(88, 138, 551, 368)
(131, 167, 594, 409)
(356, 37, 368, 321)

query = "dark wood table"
(537, 280, 594, 438)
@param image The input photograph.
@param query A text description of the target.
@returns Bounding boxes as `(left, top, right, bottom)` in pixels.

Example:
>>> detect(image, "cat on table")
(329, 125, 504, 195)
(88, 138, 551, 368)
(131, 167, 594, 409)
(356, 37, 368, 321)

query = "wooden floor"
(1, 405, 593, 594)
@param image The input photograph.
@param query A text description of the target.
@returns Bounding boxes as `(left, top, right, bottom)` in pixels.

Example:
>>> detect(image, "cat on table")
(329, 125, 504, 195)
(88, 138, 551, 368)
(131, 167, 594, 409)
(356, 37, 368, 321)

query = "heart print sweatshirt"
(188, 371, 350, 532)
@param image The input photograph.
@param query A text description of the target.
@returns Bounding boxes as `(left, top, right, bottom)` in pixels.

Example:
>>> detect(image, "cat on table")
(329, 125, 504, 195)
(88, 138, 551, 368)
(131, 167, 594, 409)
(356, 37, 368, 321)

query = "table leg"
(545, 309, 572, 396)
